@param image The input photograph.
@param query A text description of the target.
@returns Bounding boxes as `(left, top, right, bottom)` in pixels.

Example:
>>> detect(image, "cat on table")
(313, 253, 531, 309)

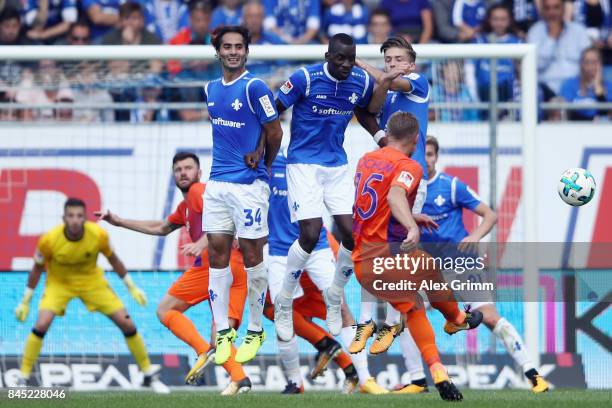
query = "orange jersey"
(353, 146, 423, 261)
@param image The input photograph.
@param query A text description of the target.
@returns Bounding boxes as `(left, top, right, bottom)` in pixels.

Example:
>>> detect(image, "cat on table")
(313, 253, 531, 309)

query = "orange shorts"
(294, 273, 326, 319)
(168, 249, 247, 326)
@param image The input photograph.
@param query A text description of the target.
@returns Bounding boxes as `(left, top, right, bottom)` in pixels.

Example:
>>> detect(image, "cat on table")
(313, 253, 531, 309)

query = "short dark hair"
(386, 111, 419, 140)
(0, 7, 21, 24)
(212, 25, 251, 51)
(329, 33, 355, 52)
(64, 197, 86, 211)
(426, 135, 439, 155)
(380, 36, 416, 62)
(70, 19, 91, 32)
(369, 8, 391, 24)
(172, 151, 200, 167)
(189, 0, 212, 15)
(119, 2, 144, 19)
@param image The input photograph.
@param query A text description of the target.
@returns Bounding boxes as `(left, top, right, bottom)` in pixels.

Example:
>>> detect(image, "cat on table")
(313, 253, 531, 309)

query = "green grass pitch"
(2, 390, 611, 408)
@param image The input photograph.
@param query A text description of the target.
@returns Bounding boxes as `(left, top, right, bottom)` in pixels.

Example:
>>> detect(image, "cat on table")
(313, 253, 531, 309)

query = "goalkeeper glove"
(123, 274, 147, 306)
(15, 287, 34, 322)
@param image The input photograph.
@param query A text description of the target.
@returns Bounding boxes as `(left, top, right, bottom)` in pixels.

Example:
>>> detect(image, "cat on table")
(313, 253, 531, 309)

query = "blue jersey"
(560, 76, 612, 120)
(322, 2, 369, 44)
(81, 0, 120, 40)
(380, 72, 430, 179)
(263, 0, 320, 40)
(205, 71, 278, 184)
(24, 0, 77, 28)
(277, 62, 374, 166)
(473, 33, 521, 86)
(452, 0, 486, 28)
(268, 152, 329, 256)
(247, 32, 287, 75)
(421, 172, 481, 242)
(210, 6, 242, 30)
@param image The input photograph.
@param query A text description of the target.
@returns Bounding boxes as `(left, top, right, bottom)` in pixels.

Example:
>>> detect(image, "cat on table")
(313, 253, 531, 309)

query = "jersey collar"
(222, 70, 249, 86)
(323, 62, 342, 83)
(427, 171, 441, 185)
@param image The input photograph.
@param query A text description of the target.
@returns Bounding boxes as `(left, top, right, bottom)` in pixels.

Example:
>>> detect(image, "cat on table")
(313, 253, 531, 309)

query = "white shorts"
(203, 179, 270, 239)
(266, 247, 335, 302)
(286, 163, 355, 223)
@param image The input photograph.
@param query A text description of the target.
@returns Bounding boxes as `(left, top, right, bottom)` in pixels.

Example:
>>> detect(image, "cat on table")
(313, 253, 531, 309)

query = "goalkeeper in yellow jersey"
(14, 197, 169, 393)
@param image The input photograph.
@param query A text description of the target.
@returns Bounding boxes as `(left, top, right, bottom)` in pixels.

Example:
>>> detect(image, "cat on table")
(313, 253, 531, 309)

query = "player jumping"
(263, 150, 388, 394)
(396, 136, 550, 394)
(203, 25, 283, 365)
(14, 198, 169, 393)
(273, 33, 401, 341)
(96, 152, 252, 395)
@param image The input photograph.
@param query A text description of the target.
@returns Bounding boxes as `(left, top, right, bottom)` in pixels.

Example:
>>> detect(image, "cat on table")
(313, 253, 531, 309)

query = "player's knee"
(483, 312, 499, 330)
(299, 226, 321, 252)
(31, 327, 47, 338)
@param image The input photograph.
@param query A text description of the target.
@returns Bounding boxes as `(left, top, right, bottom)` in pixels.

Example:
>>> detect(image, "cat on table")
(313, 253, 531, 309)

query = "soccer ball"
(557, 168, 596, 206)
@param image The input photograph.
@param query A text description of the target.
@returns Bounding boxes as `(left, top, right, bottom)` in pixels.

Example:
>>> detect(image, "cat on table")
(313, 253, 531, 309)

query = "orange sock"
(223, 345, 246, 382)
(405, 308, 441, 367)
(430, 301, 465, 325)
(293, 311, 328, 346)
(161, 310, 210, 356)
(334, 351, 353, 370)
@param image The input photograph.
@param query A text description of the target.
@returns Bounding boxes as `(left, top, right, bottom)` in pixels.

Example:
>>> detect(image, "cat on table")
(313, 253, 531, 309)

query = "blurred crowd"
(0, 0, 611, 122)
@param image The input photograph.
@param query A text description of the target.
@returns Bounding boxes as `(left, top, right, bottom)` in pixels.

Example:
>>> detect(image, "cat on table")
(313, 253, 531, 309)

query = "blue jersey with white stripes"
(380, 72, 430, 179)
(23, 0, 77, 28)
(277, 62, 374, 167)
(268, 151, 329, 256)
(205, 71, 278, 184)
(421, 172, 481, 242)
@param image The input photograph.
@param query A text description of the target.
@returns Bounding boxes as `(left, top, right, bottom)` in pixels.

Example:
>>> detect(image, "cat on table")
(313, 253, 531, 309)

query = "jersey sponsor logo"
(315, 94, 327, 99)
(434, 194, 446, 206)
(397, 171, 414, 188)
(211, 116, 246, 128)
(280, 80, 293, 94)
(272, 186, 288, 196)
(231, 98, 243, 111)
(259, 94, 275, 118)
(207, 102, 215, 107)
(390, 92, 398, 104)
(311, 105, 354, 116)
(348, 92, 358, 104)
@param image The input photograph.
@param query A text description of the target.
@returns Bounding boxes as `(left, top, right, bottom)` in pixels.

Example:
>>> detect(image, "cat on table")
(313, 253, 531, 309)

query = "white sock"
(399, 329, 425, 381)
(278, 240, 310, 303)
(278, 336, 302, 387)
(492, 317, 535, 373)
(328, 244, 353, 300)
(385, 303, 401, 326)
(359, 290, 376, 323)
(246, 262, 268, 332)
(340, 326, 370, 385)
(209, 266, 233, 331)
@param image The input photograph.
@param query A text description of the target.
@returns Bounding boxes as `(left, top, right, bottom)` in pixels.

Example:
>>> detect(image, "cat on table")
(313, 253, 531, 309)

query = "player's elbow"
(488, 210, 498, 226)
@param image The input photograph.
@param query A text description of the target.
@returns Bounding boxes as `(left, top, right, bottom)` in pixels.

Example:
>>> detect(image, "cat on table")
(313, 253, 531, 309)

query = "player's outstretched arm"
(107, 253, 147, 306)
(367, 68, 407, 115)
(388, 186, 420, 251)
(355, 58, 413, 94)
(14, 262, 45, 322)
(459, 203, 498, 252)
(95, 210, 179, 236)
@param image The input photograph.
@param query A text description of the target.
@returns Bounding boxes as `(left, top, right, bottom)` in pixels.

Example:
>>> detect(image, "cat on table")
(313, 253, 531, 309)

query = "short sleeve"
(453, 178, 481, 210)
(402, 73, 430, 101)
(247, 79, 278, 123)
(34, 233, 51, 265)
(357, 72, 375, 108)
(98, 227, 114, 258)
(23, 0, 38, 26)
(186, 183, 205, 213)
(167, 201, 187, 226)
(276, 68, 308, 109)
(391, 161, 423, 195)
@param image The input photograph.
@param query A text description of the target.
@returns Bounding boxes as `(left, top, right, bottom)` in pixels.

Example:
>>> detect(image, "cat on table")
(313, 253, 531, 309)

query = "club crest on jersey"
(397, 171, 414, 188)
(280, 80, 293, 94)
(348, 92, 358, 104)
(434, 194, 446, 206)
(231, 98, 243, 111)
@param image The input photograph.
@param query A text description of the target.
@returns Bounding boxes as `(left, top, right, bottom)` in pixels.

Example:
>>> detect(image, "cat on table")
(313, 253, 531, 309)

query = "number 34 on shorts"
(244, 208, 262, 226)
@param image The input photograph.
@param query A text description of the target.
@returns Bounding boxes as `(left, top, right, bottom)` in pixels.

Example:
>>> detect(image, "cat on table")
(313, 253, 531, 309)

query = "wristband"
(373, 130, 386, 143)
